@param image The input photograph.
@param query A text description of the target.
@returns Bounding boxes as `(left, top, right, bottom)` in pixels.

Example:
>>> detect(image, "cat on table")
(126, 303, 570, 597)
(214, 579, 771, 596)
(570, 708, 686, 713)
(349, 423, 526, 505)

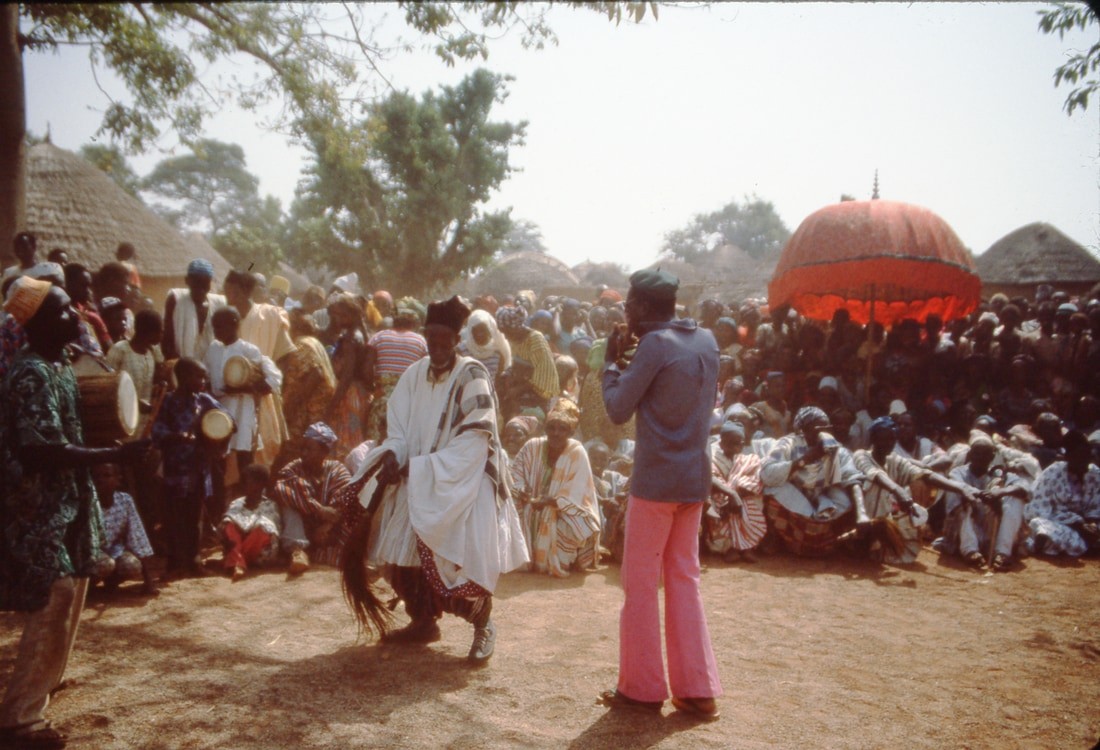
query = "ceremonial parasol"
(768, 200, 981, 326)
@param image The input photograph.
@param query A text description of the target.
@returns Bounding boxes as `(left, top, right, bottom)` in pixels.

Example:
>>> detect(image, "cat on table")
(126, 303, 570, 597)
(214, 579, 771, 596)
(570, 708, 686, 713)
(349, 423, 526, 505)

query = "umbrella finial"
(872, 169, 880, 200)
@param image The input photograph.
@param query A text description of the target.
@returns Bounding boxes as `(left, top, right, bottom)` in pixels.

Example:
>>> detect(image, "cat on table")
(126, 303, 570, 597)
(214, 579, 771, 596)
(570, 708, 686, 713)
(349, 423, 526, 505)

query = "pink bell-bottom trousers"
(617, 496, 722, 702)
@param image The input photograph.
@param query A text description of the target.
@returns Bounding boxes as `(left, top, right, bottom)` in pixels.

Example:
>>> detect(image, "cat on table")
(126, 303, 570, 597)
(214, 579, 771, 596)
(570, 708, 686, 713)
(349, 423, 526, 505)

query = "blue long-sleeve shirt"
(601, 319, 719, 502)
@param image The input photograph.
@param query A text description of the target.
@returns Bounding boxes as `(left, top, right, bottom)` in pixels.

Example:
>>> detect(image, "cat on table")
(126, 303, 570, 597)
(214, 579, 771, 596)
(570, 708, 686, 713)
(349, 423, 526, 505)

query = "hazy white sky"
(24, 2, 1100, 272)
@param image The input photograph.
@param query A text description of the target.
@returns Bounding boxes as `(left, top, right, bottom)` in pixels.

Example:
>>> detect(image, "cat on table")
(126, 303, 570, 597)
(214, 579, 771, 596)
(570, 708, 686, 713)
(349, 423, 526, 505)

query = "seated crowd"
(2, 231, 1098, 602)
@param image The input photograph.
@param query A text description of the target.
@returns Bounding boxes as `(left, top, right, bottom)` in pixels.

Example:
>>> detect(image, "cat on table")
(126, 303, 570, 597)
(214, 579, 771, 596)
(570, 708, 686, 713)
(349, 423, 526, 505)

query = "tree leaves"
(662, 195, 791, 263)
(1037, 2, 1100, 115)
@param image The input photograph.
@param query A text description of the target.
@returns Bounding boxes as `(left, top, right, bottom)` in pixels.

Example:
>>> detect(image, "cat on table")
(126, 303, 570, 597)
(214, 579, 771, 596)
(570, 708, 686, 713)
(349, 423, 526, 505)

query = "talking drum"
(77, 371, 139, 445)
(223, 354, 261, 389)
(200, 409, 234, 442)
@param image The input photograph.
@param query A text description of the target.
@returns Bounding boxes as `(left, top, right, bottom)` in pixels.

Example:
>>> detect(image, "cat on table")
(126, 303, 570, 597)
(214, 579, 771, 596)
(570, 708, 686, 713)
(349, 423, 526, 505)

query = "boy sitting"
(91, 463, 158, 595)
(221, 464, 281, 581)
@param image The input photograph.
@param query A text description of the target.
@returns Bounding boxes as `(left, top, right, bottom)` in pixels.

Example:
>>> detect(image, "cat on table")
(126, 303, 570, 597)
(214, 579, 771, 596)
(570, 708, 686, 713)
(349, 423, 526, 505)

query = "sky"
(23, 2, 1100, 273)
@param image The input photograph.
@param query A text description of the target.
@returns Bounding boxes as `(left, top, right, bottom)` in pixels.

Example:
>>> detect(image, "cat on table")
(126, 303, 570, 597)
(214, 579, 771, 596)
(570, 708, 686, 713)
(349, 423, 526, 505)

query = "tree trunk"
(0, 4, 25, 267)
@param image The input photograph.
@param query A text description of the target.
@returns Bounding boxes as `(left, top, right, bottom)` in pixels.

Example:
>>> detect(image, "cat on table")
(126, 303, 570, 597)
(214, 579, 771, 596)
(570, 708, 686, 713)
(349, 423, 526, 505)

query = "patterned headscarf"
(720, 421, 746, 439)
(546, 399, 581, 430)
(868, 416, 897, 440)
(304, 422, 338, 447)
(794, 406, 830, 431)
(496, 305, 527, 332)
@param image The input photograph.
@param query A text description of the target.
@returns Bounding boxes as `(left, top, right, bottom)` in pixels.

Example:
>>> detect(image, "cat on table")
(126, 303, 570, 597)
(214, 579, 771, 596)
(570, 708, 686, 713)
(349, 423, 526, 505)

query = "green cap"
(629, 268, 679, 301)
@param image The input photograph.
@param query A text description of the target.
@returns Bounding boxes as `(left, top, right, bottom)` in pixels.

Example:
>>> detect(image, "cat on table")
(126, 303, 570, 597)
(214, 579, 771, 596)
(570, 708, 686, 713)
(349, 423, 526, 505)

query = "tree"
(79, 143, 141, 197)
(1038, 2, 1100, 115)
(500, 218, 548, 255)
(662, 195, 791, 263)
(213, 195, 286, 275)
(141, 139, 260, 239)
(3, 3, 660, 264)
(288, 69, 523, 298)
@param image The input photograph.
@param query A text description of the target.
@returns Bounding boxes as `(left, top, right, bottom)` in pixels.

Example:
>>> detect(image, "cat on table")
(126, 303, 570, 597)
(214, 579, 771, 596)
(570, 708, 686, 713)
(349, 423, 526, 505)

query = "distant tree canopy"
(288, 69, 524, 298)
(1038, 2, 1100, 115)
(500, 219, 548, 255)
(662, 195, 791, 263)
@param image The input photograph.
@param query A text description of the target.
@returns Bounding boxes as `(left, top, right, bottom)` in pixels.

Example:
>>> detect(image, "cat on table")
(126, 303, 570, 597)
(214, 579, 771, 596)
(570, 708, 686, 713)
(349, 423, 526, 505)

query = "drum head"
(116, 371, 139, 435)
(224, 355, 252, 388)
(201, 409, 233, 440)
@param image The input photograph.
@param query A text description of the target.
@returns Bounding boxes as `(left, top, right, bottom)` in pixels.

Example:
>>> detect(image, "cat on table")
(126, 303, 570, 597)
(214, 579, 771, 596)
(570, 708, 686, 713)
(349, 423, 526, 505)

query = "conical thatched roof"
(26, 142, 232, 281)
(572, 260, 629, 289)
(472, 251, 579, 296)
(647, 244, 779, 304)
(976, 223, 1100, 285)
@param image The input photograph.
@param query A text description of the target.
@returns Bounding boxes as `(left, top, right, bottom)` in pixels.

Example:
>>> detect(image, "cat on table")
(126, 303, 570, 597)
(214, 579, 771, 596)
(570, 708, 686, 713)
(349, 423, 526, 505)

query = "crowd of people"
(2, 227, 1099, 745)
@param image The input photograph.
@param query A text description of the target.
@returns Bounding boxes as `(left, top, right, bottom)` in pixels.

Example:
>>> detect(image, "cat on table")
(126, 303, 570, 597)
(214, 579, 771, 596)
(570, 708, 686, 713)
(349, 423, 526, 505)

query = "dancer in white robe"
(348, 296, 527, 664)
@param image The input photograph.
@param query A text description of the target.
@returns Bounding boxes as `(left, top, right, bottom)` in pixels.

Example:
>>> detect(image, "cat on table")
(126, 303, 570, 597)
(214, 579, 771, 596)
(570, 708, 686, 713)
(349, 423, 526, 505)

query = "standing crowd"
(1, 228, 1098, 746)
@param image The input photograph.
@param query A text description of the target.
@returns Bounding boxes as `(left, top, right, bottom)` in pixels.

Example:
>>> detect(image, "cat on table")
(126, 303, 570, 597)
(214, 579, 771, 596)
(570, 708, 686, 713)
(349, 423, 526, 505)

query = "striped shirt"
(513, 329, 560, 401)
(370, 328, 428, 377)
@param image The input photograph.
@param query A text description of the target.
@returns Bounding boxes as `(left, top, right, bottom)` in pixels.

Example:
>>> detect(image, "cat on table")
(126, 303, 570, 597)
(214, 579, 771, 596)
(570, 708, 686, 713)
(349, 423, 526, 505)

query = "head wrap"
(425, 295, 471, 333)
(598, 289, 623, 304)
(269, 275, 290, 295)
(463, 308, 512, 370)
(1057, 302, 1079, 315)
(888, 399, 908, 416)
(187, 259, 215, 279)
(546, 399, 581, 430)
(818, 376, 839, 392)
(794, 406, 830, 431)
(373, 290, 393, 306)
(628, 268, 679, 301)
(496, 305, 527, 332)
(968, 430, 996, 449)
(720, 421, 746, 439)
(332, 272, 360, 295)
(99, 296, 126, 313)
(303, 422, 338, 447)
(515, 290, 537, 313)
(394, 296, 425, 323)
(2, 276, 52, 325)
(724, 402, 754, 423)
(868, 416, 897, 440)
(528, 309, 552, 327)
(506, 415, 540, 438)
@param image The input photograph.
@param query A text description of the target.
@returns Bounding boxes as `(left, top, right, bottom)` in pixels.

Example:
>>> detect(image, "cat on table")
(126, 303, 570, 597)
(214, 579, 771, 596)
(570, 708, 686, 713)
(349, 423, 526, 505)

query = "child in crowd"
(221, 464, 281, 581)
(91, 463, 158, 595)
(152, 358, 229, 577)
(204, 306, 282, 473)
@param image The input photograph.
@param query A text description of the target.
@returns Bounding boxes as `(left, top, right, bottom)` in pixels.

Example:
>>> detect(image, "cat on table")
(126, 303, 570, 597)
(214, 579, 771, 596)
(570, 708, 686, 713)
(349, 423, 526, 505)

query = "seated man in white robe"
(761, 406, 865, 522)
(1025, 429, 1100, 558)
(345, 296, 528, 664)
(934, 432, 1030, 572)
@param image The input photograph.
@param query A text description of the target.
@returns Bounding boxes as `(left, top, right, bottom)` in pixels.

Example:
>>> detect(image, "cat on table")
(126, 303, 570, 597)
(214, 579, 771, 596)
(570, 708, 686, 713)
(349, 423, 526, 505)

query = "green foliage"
(288, 69, 523, 297)
(500, 218, 548, 254)
(79, 143, 141, 197)
(213, 195, 286, 275)
(662, 195, 791, 263)
(18, 3, 661, 154)
(141, 139, 260, 238)
(1038, 2, 1100, 115)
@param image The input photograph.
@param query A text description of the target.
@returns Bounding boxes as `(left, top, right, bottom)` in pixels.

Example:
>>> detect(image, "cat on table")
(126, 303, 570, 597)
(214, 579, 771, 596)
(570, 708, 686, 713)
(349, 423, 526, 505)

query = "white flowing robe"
(169, 289, 226, 362)
(356, 357, 528, 593)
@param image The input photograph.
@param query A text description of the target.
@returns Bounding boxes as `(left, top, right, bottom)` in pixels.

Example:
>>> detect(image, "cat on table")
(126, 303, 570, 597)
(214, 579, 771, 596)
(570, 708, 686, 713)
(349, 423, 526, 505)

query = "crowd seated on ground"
(2, 231, 1099, 602)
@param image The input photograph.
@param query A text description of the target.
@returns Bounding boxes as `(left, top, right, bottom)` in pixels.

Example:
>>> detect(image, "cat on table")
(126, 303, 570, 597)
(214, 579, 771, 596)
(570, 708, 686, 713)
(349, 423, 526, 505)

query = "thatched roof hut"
(647, 244, 779, 311)
(462, 251, 581, 299)
(26, 142, 232, 306)
(572, 260, 629, 290)
(975, 223, 1100, 300)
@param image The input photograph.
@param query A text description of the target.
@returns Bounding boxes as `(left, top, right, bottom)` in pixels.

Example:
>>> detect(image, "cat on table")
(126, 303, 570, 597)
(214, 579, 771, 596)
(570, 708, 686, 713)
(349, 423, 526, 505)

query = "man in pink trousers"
(599, 269, 722, 720)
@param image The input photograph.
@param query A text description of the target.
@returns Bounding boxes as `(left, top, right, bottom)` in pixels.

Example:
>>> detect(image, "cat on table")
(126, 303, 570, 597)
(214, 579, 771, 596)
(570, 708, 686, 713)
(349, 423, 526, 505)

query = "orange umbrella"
(768, 200, 981, 325)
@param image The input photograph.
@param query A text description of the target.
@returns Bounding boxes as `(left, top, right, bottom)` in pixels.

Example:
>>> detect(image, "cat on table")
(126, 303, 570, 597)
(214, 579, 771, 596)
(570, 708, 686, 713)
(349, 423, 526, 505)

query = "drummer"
(1, 277, 152, 747)
(204, 307, 283, 473)
(152, 358, 231, 576)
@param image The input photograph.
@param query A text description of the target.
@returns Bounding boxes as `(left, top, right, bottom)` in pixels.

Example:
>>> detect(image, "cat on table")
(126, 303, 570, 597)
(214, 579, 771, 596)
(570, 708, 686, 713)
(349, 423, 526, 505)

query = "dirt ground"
(1, 548, 1098, 750)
